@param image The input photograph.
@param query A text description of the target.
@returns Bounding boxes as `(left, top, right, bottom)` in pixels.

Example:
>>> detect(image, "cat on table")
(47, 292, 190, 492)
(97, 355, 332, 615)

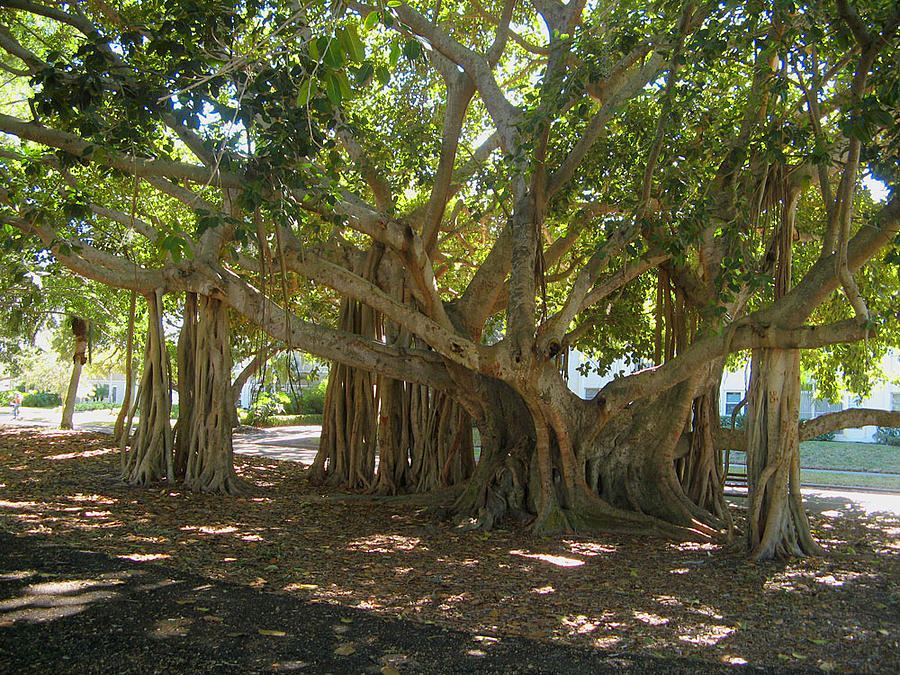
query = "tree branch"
(0, 113, 242, 187)
(280, 236, 483, 370)
(799, 408, 900, 441)
(205, 265, 456, 390)
(599, 318, 873, 414)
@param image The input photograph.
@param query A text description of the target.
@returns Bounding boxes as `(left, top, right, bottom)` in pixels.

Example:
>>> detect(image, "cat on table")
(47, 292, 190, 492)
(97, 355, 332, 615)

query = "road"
(3, 405, 899, 518)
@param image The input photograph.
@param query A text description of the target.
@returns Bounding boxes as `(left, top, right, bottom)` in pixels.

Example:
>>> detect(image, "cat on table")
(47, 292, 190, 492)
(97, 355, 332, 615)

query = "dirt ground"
(1, 427, 898, 672)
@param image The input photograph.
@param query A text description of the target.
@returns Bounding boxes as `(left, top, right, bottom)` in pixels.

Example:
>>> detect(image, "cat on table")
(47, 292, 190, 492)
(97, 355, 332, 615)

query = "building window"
(584, 387, 601, 400)
(111, 386, 117, 403)
(892, 392, 900, 412)
(724, 391, 743, 416)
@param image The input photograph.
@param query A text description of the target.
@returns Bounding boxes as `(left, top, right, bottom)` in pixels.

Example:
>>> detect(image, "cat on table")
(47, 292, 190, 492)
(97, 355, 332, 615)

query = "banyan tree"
(1, 0, 899, 559)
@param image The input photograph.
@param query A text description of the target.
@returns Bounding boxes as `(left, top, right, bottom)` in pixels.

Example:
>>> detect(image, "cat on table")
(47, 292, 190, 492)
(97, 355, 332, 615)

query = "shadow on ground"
(1, 532, 746, 674)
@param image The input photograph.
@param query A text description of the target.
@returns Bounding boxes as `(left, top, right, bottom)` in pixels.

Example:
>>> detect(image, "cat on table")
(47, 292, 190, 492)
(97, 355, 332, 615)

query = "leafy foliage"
(21, 391, 62, 408)
(873, 426, 900, 446)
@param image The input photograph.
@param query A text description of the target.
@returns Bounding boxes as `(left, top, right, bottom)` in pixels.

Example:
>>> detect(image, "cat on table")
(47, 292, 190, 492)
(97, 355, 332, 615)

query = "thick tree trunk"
(60, 317, 88, 429)
(583, 379, 721, 534)
(451, 377, 537, 530)
(173, 292, 197, 478)
(311, 248, 384, 488)
(310, 296, 380, 489)
(408, 388, 474, 493)
(113, 292, 137, 442)
(745, 348, 823, 560)
(182, 295, 244, 494)
(451, 371, 720, 540)
(678, 380, 732, 529)
(312, 305, 475, 494)
(122, 292, 174, 486)
(372, 375, 410, 494)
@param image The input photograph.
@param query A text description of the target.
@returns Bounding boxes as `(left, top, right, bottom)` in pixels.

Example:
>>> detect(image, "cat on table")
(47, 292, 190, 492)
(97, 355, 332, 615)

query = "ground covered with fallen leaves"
(1, 428, 898, 672)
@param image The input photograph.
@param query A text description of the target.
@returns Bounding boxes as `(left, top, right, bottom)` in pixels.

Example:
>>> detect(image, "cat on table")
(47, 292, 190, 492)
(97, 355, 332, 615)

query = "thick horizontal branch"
(715, 427, 746, 452)
(0, 113, 242, 188)
(204, 265, 456, 390)
(2, 214, 174, 292)
(731, 319, 872, 351)
(799, 409, 900, 441)
(600, 319, 872, 414)
(716, 408, 900, 451)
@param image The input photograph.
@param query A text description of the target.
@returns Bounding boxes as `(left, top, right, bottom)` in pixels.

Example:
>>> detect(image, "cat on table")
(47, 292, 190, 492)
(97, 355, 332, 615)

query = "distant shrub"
(74, 401, 119, 412)
(90, 384, 109, 401)
(22, 391, 61, 408)
(244, 413, 323, 427)
(874, 427, 900, 447)
(300, 380, 327, 414)
(245, 391, 291, 425)
(720, 414, 745, 430)
(0, 390, 16, 406)
(261, 381, 328, 416)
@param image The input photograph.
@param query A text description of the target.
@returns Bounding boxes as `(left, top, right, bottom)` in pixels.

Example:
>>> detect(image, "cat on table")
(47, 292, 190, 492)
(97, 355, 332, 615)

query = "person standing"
(12, 391, 21, 419)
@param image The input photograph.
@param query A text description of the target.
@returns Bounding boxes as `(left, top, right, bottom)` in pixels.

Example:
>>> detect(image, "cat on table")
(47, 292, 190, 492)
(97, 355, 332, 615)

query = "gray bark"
(60, 316, 88, 429)
(746, 348, 823, 560)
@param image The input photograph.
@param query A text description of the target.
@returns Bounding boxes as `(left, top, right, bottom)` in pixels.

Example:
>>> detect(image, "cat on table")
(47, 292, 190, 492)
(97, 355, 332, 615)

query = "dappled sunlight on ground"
(1, 427, 898, 671)
(45, 447, 117, 461)
(509, 550, 585, 567)
(0, 574, 126, 624)
(346, 534, 422, 553)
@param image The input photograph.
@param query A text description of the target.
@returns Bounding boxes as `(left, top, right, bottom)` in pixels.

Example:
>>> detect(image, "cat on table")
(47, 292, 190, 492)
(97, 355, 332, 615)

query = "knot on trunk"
(547, 340, 561, 358)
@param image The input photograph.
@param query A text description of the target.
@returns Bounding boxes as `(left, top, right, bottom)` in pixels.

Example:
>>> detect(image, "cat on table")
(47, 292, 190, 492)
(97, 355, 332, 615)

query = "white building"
(567, 349, 900, 442)
(236, 352, 323, 409)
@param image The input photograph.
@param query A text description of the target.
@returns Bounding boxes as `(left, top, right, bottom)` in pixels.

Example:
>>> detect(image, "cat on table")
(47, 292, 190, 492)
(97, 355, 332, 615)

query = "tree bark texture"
(745, 348, 823, 560)
(310, 296, 380, 489)
(173, 292, 197, 479)
(60, 316, 88, 429)
(182, 295, 244, 493)
(678, 380, 732, 530)
(450, 373, 718, 540)
(121, 292, 174, 486)
(310, 253, 474, 493)
(113, 292, 137, 442)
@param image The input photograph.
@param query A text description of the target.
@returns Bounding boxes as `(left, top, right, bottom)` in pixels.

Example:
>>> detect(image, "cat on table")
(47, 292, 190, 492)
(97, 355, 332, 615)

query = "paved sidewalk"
(232, 425, 321, 464)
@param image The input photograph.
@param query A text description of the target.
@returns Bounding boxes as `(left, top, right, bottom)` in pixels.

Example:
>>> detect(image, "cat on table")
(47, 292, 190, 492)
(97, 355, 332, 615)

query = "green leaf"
(342, 25, 366, 62)
(296, 79, 318, 106)
(324, 39, 344, 70)
(337, 71, 352, 100)
(354, 62, 374, 86)
(402, 39, 422, 61)
(389, 42, 401, 68)
(324, 72, 342, 105)
(158, 234, 184, 262)
(375, 65, 390, 85)
(363, 11, 380, 31)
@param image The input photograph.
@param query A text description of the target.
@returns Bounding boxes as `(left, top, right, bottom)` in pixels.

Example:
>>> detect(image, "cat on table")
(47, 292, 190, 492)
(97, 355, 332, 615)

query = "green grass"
(727, 463, 900, 491)
(241, 413, 324, 427)
(728, 440, 899, 474)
